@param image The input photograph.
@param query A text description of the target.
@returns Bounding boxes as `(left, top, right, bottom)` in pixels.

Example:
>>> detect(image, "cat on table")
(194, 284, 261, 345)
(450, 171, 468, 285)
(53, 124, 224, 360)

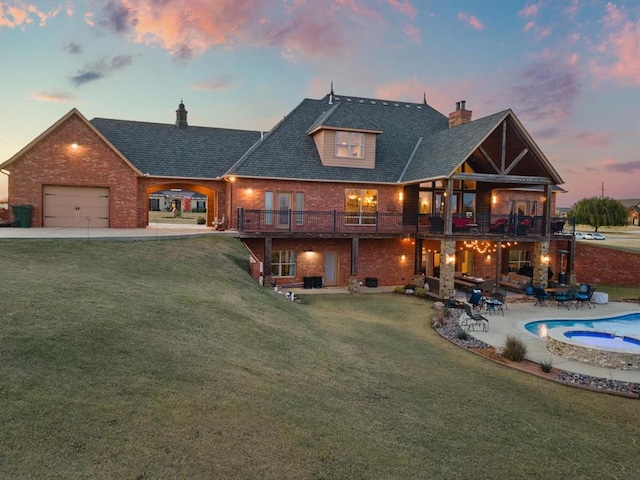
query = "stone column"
(532, 241, 549, 288)
(439, 239, 456, 298)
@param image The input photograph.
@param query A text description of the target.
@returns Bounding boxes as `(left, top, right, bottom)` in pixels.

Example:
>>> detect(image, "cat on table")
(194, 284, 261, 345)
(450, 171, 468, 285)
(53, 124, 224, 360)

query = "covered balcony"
(237, 208, 572, 239)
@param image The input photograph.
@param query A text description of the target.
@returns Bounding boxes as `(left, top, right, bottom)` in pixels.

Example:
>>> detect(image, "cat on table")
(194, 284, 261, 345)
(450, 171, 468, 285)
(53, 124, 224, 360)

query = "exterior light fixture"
(398, 191, 404, 201)
(445, 254, 455, 265)
(492, 195, 497, 204)
(71, 142, 78, 149)
(401, 254, 406, 261)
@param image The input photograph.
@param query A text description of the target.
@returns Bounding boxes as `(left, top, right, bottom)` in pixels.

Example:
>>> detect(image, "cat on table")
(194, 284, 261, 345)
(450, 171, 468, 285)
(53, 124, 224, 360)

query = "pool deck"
(3, 225, 639, 383)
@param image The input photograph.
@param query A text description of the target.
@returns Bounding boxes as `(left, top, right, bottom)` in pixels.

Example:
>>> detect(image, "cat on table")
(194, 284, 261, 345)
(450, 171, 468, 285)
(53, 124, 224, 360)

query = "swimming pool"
(525, 312, 640, 338)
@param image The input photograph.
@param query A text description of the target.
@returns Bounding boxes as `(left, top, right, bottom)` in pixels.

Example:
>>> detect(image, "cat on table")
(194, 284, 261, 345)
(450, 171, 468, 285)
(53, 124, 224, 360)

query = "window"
(271, 250, 296, 277)
(509, 201, 528, 216)
(419, 191, 431, 214)
(462, 193, 475, 217)
(295, 192, 304, 225)
(345, 188, 377, 225)
(508, 250, 531, 273)
(265, 191, 273, 225)
(335, 131, 364, 158)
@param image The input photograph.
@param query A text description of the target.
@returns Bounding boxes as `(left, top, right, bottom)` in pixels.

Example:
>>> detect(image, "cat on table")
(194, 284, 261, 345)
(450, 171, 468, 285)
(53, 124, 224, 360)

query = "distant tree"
(568, 197, 627, 232)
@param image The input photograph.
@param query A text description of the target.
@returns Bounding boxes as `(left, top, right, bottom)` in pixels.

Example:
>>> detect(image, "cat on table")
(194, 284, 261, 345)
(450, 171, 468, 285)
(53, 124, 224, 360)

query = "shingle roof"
(229, 94, 450, 183)
(400, 110, 509, 182)
(90, 118, 261, 179)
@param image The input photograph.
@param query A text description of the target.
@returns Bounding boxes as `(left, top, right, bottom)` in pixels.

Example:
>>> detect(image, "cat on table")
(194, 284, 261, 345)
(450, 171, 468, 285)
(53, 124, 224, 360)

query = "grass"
(1, 237, 639, 479)
(595, 285, 640, 301)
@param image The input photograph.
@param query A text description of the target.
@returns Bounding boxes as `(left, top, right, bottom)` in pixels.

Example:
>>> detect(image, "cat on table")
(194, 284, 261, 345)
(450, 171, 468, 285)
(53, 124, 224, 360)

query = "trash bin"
(313, 276, 323, 288)
(303, 276, 314, 289)
(11, 204, 32, 228)
(558, 273, 567, 285)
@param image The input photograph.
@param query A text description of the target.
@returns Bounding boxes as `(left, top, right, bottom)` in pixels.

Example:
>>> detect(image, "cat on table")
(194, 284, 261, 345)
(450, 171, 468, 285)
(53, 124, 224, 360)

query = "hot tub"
(546, 328, 640, 370)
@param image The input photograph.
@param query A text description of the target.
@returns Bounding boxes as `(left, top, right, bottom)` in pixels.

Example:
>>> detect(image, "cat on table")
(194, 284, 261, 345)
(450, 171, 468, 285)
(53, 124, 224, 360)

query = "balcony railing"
(237, 209, 574, 237)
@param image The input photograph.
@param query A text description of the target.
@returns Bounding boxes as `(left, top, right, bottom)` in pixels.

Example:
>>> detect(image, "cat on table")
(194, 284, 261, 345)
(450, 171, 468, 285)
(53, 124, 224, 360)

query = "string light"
(462, 240, 499, 255)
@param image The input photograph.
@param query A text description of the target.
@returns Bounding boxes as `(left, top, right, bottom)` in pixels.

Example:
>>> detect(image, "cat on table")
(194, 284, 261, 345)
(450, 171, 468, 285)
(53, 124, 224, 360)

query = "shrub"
(503, 335, 527, 362)
(394, 286, 405, 294)
(540, 357, 553, 373)
(456, 329, 469, 340)
(414, 287, 426, 298)
(197, 217, 206, 225)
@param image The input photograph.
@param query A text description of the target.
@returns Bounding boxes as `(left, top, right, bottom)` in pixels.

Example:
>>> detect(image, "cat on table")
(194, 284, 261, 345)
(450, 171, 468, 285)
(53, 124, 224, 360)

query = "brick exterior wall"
(6, 115, 140, 228)
(574, 243, 640, 286)
(231, 177, 404, 220)
(243, 237, 415, 287)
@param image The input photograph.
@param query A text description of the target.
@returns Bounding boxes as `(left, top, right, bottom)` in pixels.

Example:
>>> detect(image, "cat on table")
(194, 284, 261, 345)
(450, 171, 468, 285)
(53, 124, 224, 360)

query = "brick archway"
(145, 182, 222, 228)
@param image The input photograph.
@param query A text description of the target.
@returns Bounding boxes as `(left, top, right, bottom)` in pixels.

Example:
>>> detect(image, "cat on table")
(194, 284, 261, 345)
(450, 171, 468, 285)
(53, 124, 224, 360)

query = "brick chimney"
(448, 100, 472, 128)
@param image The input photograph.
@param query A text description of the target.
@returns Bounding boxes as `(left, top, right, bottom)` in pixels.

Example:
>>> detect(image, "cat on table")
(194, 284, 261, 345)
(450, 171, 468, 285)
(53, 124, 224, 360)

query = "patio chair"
(574, 284, 595, 309)
(551, 221, 565, 234)
(555, 287, 576, 310)
(467, 290, 484, 313)
(495, 290, 508, 310)
(533, 286, 551, 306)
(484, 293, 505, 316)
(460, 303, 489, 332)
(482, 279, 496, 296)
(429, 216, 444, 233)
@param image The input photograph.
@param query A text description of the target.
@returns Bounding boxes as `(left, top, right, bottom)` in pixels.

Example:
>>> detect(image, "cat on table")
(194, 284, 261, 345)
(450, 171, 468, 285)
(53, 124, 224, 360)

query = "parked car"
(574, 232, 585, 239)
(591, 233, 606, 240)
(583, 233, 594, 240)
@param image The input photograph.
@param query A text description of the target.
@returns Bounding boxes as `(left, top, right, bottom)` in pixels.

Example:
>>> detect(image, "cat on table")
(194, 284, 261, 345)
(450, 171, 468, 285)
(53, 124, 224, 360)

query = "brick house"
(1, 90, 575, 297)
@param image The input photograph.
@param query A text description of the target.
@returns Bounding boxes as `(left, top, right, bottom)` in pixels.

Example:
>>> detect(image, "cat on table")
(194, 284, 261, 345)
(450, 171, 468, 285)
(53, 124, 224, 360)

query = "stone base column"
(533, 241, 549, 288)
(439, 239, 456, 299)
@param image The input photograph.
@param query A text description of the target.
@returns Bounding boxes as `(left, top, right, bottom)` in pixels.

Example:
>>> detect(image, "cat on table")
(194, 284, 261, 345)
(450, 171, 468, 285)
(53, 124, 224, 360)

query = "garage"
(43, 186, 110, 228)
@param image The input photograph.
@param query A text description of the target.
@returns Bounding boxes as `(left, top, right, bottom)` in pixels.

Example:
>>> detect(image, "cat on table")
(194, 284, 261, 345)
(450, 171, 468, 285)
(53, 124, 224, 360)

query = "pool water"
(525, 312, 640, 338)
(564, 331, 640, 350)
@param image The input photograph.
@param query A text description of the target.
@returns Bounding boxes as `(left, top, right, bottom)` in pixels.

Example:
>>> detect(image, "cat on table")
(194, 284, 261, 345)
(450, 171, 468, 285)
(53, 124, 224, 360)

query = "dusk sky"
(1, 0, 638, 206)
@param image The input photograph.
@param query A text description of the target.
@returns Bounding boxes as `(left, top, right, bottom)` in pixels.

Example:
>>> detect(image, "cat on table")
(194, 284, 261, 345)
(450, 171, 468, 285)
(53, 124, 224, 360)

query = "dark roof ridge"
(90, 116, 261, 135)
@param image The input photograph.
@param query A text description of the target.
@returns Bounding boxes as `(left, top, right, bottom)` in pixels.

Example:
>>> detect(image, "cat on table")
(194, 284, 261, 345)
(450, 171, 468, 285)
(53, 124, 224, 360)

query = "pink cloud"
(565, 0, 580, 17)
(403, 23, 421, 43)
(109, 0, 377, 61)
(28, 89, 74, 102)
(523, 21, 535, 32)
(457, 12, 485, 30)
(574, 131, 612, 148)
(519, 4, 539, 18)
(0, 1, 64, 28)
(191, 76, 236, 92)
(589, 3, 640, 87)
(601, 158, 640, 174)
(535, 26, 551, 40)
(374, 77, 427, 103)
(387, 0, 417, 19)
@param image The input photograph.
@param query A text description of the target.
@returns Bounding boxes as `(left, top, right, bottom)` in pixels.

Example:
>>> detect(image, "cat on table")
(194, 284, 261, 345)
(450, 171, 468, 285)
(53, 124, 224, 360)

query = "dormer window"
(335, 131, 364, 159)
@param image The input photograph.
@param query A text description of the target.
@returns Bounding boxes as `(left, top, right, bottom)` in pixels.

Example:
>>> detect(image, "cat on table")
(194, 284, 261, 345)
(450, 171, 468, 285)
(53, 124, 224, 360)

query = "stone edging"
(433, 312, 640, 399)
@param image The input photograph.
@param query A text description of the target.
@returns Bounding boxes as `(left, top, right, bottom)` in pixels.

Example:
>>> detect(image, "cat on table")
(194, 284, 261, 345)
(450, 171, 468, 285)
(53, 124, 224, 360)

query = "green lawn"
(1, 237, 639, 479)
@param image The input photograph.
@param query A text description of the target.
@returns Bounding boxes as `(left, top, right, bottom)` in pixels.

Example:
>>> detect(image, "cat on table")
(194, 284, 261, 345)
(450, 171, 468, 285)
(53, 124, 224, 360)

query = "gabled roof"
(0, 108, 142, 175)
(228, 93, 564, 186)
(229, 94, 449, 183)
(90, 118, 262, 179)
(400, 110, 510, 182)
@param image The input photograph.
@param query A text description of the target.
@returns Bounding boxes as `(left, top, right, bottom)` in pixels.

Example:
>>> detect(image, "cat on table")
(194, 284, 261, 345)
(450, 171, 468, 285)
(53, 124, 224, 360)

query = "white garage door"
(43, 186, 110, 228)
